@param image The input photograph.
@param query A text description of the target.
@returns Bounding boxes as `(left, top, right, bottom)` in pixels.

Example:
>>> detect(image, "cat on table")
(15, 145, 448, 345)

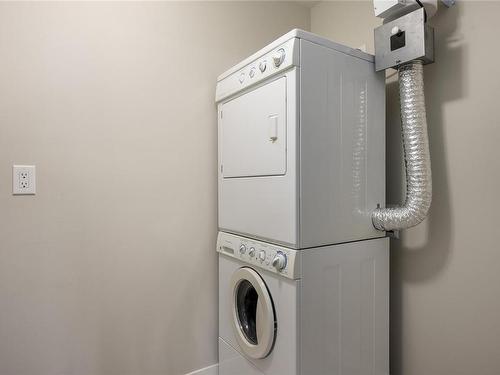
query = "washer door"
(230, 267, 276, 359)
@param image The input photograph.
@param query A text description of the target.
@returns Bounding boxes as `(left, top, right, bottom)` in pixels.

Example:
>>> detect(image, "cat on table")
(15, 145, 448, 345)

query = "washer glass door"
(230, 267, 276, 359)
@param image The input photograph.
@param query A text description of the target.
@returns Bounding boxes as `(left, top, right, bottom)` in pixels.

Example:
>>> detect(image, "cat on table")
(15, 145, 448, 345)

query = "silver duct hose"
(372, 60, 432, 231)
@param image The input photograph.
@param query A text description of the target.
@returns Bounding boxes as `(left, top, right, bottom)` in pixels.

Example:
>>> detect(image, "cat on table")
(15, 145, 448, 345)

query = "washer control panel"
(217, 232, 301, 280)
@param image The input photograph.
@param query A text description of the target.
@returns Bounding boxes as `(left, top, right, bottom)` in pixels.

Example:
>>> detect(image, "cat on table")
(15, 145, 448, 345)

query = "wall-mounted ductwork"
(372, 60, 432, 231)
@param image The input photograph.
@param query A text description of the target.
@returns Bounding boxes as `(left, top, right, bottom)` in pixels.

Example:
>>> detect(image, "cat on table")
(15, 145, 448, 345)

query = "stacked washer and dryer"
(215, 29, 388, 375)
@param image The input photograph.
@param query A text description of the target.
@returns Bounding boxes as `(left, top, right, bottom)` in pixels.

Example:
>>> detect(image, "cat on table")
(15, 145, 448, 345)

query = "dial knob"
(239, 244, 246, 254)
(272, 48, 286, 67)
(272, 251, 287, 271)
(248, 247, 256, 257)
(259, 60, 267, 72)
(258, 250, 266, 262)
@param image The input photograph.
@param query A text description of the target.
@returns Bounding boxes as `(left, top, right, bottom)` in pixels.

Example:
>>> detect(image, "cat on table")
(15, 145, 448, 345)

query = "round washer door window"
(230, 267, 276, 359)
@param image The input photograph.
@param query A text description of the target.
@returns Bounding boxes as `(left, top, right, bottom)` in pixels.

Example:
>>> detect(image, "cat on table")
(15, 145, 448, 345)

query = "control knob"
(259, 60, 267, 72)
(272, 48, 286, 67)
(248, 247, 256, 257)
(239, 244, 246, 254)
(272, 251, 287, 271)
(258, 250, 266, 262)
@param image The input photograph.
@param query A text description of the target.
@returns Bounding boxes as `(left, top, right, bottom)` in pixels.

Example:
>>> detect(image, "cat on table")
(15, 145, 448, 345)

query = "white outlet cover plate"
(13, 165, 36, 195)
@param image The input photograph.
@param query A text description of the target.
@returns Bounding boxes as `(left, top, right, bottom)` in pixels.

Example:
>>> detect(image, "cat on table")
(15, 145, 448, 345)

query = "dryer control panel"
(215, 37, 299, 102)
(217, 231, 301, 280)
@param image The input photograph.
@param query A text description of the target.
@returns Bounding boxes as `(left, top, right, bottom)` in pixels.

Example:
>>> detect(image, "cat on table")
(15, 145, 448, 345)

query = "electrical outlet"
(13, 165, 36, 195)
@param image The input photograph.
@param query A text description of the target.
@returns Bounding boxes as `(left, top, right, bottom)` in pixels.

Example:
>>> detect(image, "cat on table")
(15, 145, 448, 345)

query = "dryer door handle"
(268, 115, 278, 142)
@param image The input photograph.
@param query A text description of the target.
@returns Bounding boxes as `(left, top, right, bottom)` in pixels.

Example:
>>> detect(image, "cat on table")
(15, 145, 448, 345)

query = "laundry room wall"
(0, 3, 309, 375)
(311, 1, 500, 375)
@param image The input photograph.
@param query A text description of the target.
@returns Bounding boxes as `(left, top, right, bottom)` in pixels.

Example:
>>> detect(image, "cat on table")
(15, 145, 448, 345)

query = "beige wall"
(312, 2, 500, 374)
(4, 2, 500, 374)
(0, 3, 309, 375)
(311, 0, 381, 53)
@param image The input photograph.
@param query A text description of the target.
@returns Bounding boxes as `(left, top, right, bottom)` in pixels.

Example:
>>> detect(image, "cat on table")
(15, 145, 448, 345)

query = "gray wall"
(311, 1, 500, 374)
(0, 3, 309, 375)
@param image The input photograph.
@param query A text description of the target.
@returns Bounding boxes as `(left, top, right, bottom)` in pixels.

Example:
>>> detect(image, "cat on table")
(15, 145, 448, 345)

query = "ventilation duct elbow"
(372, 60, 432, 231)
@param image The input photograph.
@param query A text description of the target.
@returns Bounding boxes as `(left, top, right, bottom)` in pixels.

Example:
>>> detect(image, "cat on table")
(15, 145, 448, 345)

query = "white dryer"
(217, 231, 389, 375)
(216, 29, 386, 249)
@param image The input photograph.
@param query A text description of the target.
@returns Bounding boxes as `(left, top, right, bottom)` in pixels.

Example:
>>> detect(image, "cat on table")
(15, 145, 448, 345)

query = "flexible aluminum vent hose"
(372, 60, 432, 231)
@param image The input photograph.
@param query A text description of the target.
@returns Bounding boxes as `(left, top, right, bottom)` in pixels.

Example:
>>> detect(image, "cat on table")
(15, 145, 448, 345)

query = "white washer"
(217, 231, 389, 375)
(216, 29, 386, 249)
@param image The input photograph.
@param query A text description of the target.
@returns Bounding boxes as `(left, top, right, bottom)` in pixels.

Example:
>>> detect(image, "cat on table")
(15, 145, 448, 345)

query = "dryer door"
(220, 77, 286, 178)
(229, 267, 276, 359)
